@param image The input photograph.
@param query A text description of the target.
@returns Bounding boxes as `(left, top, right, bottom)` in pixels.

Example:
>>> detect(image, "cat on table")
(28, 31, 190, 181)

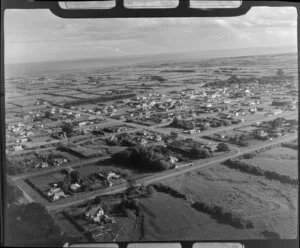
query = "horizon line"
(5, 45, 297, 66)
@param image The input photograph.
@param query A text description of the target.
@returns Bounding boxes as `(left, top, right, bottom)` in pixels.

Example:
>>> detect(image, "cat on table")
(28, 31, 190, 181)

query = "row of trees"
(167, 139, 213, 159)
(151, 184, 186, 199)
(6, 159, 32, 175)
(191, 201, 254, 229)
(63, 93, 136, 108)
(112, 145, 173, 171)
(223, 159, 298, 185)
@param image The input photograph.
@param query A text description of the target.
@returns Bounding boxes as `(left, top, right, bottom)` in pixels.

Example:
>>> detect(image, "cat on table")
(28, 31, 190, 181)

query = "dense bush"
(151, 184, 186, 200)
(242, 152, 257, 159)
(191, 201, 254, 229)
(216, 143, 230, 152)
(170, 117, 195, 130)
(6, 203, 63, 246)
(168, 139, 211, 159)
(119, 198, 141, 216)
(282, 142, 298, 150)
(112, 145, 173, 171)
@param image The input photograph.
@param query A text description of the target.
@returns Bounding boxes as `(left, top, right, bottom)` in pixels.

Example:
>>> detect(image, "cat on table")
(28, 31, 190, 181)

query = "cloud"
(4, 6, 297, 63)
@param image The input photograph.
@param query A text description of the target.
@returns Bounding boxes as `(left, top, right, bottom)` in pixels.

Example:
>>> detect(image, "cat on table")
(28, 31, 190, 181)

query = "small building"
(271, 109, 283, 115)
(40, 162, 49, 168)
(78, 122, 86, 127)
(255, 129, 268, 138)
(140, 138, 147, 145)
(53, 158, 68, 166)
(14, 145, 23, 151)
(85, 206, 105, 222)
(20, 138, 28, 143)
(169, 156, 178, 164)
(52, 191, 66, 201)
(70, 183, 81, 191)
(106, 171, 120, 180)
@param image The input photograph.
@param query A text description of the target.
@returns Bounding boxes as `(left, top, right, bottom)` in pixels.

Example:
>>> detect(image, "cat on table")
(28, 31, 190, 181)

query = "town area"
(6, 52, 298, 243)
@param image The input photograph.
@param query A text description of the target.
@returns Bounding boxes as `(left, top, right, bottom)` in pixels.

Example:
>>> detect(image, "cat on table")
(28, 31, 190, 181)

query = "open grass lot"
(28, 171, 66, 192)
(243, 147, 297, 178)
(158, 163, 297, 239)
(132, 192, 262, 241)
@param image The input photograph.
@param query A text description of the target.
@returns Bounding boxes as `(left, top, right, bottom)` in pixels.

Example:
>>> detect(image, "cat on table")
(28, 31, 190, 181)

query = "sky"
(4, 6, 297, 64)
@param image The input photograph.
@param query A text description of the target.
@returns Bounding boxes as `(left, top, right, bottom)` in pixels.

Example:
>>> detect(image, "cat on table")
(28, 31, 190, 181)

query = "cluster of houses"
(107, 130, 163, 146)
(252, 119, 298, 139)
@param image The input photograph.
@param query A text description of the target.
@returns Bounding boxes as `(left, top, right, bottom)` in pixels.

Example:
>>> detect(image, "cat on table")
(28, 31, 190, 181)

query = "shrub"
(216, 143, 230, 152)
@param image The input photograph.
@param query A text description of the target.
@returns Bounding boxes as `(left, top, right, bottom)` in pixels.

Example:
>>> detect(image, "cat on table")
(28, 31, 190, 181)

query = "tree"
(146, 185, 155, 196)
(7, 184, 23, 205)
(202, 148, 210, 158)
(62, 123, 74, 137)
(272, 118, 284, 129)
(102, 201, 111, 214)
(276, 68, 284, 77)
(93, 196, 102, 205)
(45, 111, 52, 118)
(6, 203, 63, 246)
(69, 171, 80, 184)
(288, 119, 298, 127)
(217, 143, 230, 152)
(222, 119, 231, 126)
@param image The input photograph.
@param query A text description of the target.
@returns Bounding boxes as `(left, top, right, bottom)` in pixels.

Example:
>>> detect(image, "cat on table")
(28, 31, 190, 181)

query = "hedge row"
(223, 159, 298, 185)
(191, 201, 254, 229)
(282, 143, 298, 150)
(151, 184, 187, 200)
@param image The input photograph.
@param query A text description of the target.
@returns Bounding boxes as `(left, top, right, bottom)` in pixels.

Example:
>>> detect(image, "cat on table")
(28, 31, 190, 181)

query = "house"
(169, 156, 178, 164)
(140, 138, 147, 145)
(14, 145, 23, 151)
(271, 109, 283, 115)
(26, 131, 34, 137)
(36, 162, 49, 168)
(20, 138, 28, 143)
(47, 187, 61, 197)
(78, 122, 86, 127)
(106, 171, 120, 180)
(85, 206, 105, 222)
(70, 183, 81, 191)
(52, 191, 66, 201)
(47, 187, 66, 200)
(188, 129, 196, 134)
(255, 129, 268, 138)
(53, 158, 68, 166)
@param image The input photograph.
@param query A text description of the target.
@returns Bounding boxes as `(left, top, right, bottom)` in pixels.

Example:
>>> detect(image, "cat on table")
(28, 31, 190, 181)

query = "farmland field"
(243, 147, 298, 178)
(155, 163, 297, 239)
(132, 192, 262, 240)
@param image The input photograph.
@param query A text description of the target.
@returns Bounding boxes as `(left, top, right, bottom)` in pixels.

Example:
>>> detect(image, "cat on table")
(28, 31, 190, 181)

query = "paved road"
(46, 134, 297, 211)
